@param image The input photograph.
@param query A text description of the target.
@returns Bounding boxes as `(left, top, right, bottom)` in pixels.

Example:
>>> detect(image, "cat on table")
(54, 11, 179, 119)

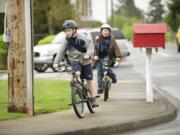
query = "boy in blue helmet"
(53, 20, 99, 107)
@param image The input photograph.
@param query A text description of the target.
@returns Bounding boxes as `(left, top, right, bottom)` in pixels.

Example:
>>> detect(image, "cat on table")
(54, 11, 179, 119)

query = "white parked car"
(80, 28, 130, 58)
(34, 28, 130, 72)
(34, 32, 66, 72)
(79, 28, 130, 67)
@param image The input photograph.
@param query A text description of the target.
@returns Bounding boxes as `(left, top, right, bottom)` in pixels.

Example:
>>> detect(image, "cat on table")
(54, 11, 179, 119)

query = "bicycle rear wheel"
(103, 80, 110, 101)
(71, 85, 85, 118)
(86, 90, 95, 113)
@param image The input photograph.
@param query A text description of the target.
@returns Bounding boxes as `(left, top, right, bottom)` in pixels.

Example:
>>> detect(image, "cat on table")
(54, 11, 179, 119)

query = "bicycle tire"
(71, 85, 85, 118)
(103, 80, 109, 101)
(86, 90, 95, 113)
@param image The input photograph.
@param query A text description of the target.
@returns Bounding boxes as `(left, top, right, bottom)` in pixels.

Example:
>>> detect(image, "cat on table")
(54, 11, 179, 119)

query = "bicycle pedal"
(95, 95, 100, 98)
(82, 99, 88, 102)
(68, 103, 72, 106)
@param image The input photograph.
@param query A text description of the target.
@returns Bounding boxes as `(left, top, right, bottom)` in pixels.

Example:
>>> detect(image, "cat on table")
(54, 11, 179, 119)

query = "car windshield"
(90, 31, 100, 41)
(90, 29, 125, 41)
(51, 32, 65, 44)
(111, 30, 125, 39)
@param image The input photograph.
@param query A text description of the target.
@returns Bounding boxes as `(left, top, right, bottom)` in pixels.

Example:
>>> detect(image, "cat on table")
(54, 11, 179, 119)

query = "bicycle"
(64, 66, 99, 118)
(98, 60, 112, 101)
(103, 63, 112, 101)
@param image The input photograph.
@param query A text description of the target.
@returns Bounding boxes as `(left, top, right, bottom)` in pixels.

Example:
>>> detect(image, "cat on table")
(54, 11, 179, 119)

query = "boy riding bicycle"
(53, 20, 99, 107)
(93, 24, 121, 94)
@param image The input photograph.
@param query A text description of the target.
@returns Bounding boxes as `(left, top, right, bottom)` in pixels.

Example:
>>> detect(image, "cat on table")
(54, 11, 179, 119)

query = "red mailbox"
(133, 23, 167, 48)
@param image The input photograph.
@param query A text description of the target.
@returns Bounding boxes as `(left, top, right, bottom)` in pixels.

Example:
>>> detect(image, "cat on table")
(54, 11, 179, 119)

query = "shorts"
(72, 62, 93, 80)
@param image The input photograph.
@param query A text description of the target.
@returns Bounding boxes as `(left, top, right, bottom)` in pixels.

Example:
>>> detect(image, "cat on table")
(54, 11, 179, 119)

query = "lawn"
(0, 79, 71, 121)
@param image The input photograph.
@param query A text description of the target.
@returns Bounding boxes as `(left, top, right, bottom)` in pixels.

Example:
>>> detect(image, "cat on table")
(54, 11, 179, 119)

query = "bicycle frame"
(60, 62, 97, 118)
(70, 74, 89, 103)
(98, 60, 112, 82)
(98, 59, 112, 101)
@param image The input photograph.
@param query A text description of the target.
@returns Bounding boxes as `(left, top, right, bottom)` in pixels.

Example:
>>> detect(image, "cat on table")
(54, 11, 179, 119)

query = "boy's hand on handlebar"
(115, 57, 121, 62)
(114, 57, 121, 67)
(83, 55, 90, 60)
(93, 55, 99, 61)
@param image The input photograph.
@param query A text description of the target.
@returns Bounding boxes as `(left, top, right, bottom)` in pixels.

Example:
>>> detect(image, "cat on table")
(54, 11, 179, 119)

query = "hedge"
(0, 35, 8, 69)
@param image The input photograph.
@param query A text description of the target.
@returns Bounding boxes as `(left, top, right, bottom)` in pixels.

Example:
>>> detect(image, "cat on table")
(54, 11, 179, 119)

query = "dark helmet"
(62, 20, 77, 30)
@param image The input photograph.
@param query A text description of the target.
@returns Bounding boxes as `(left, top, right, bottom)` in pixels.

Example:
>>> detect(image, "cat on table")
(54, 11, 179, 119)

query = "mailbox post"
(133, 23, 167, 102)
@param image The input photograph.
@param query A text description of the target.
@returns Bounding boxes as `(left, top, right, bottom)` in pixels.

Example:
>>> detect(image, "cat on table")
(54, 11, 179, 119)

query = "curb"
(58, 88, 177, 135)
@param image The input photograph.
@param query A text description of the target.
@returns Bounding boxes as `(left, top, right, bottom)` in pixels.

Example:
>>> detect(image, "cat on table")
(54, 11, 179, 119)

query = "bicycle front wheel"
(71, 85, 85, 118)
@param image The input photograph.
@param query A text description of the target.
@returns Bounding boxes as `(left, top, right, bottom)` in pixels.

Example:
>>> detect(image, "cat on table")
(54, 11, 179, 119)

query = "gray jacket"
(54, 33, 94, 65)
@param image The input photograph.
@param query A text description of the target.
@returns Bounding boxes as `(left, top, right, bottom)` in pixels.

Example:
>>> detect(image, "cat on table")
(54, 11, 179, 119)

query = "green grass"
(0, 79, 71, 121)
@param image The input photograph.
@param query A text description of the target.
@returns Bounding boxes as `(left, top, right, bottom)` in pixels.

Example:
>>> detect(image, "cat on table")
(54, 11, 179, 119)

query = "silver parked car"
(34, 28, 130, 72)
(81, 28, 130, 58)
(34, 32, 66, 72)
(78, 28, 130, 67)
(34, 31, 89, 72)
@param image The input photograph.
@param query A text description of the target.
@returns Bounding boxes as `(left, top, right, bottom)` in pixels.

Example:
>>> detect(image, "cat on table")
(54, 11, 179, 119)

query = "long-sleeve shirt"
(54, 33, 94, 65)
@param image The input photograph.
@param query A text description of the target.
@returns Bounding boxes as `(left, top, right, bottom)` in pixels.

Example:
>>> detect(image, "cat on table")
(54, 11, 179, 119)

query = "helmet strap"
(72, 28, 77, 38)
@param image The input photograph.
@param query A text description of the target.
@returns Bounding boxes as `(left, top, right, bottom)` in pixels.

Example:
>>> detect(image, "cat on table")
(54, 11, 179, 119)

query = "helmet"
(62, 20, 77, 30)
(100, 24, 112, 31)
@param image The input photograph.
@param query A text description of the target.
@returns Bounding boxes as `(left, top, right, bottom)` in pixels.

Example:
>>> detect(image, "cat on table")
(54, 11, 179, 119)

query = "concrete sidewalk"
(0, 80, 177, 135)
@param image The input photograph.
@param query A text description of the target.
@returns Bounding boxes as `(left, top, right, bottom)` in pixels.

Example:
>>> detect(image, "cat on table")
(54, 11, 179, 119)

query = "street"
(0, 0, 179, 134)
(1, 43, 180, 134)
(113, 43, 180, 135)
(33, 42, 180, 134)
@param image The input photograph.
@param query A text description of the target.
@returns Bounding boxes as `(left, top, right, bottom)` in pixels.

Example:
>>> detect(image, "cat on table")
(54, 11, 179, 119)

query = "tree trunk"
(7, 0, 33, 114)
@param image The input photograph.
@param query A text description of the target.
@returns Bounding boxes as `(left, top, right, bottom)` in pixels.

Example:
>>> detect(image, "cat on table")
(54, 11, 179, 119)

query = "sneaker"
(91, 97, 99, 107)
(112, 79, 117, 84)
(97, 89, 103, 94)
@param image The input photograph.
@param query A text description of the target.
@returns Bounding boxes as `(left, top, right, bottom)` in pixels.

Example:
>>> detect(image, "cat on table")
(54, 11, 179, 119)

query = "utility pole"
(7, 0, 34, 116)
(106, 0, 108, 23)
(111, 0, 114, 26)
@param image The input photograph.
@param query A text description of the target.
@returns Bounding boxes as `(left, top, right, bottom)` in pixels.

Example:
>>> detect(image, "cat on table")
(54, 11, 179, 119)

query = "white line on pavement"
(141, 48, 170, 57)
(155, 51, 169, 57)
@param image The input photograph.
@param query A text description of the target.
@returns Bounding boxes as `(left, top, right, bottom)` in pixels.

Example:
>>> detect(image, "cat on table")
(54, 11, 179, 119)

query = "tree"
(147, 0, 165, 23)
(109, 0, 143, 40)
(116, 0, 144, 19)
(0, 13, 4, 34)
(166, 0, 180, 32)
(33, 0, 76, 34)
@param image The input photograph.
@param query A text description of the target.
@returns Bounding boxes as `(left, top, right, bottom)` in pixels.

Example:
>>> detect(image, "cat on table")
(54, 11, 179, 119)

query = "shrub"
(37, 35, 55, 45)
(166, 32, 175, 43)
(111, 14, 143, 41)
(0, 35, 8, 69)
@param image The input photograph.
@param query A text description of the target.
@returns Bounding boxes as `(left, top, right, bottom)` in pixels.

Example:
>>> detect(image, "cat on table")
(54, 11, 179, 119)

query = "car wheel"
(176, 40, 180, 53)
(51, 57, 59, 72)
(178, 45, 180, 53)
(34, 64, 48, 73)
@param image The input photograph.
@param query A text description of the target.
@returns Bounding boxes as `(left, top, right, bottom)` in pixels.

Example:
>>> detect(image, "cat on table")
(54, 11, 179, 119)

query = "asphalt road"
(1, 43, 180, 135)
(35, 43, 180, 135)
(113, 43, 180, 135)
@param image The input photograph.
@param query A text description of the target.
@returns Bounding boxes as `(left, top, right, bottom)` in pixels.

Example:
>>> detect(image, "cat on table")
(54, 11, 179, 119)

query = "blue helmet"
(62, 20, 77, 30)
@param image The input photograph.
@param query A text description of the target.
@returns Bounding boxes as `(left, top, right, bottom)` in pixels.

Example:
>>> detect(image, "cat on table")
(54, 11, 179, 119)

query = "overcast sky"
(91, 0, 151, 23)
